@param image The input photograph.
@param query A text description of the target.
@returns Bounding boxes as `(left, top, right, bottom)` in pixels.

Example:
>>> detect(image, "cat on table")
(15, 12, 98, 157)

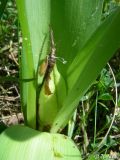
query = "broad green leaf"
(16, 0, 37, 128)
(16, 0, 51, 128)
(51, 8, 120, 133)
(51, 0, 104, 76)
(17, 0, 50, 72)
(0, 125, 81, 160)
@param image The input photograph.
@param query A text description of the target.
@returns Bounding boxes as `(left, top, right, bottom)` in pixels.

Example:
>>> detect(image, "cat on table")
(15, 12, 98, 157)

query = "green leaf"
(16, 0, 51, 128)
(0, 125, 81, 160)
(98, 93, 113, 100)
(16, 0, 37, 128)
(51, 8, 120, 133)
(51, 0, 104, 76)
(17, 0, 50, 72)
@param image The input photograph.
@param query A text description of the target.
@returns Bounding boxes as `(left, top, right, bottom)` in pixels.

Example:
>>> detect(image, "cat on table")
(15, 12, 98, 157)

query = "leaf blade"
(51, 7, 120, 133)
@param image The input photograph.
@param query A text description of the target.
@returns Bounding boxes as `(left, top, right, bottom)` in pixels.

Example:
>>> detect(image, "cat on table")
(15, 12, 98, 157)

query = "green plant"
(87, 154, 114, 160)
(77, 63, 119, 156)
(0, 0, 120, 159)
